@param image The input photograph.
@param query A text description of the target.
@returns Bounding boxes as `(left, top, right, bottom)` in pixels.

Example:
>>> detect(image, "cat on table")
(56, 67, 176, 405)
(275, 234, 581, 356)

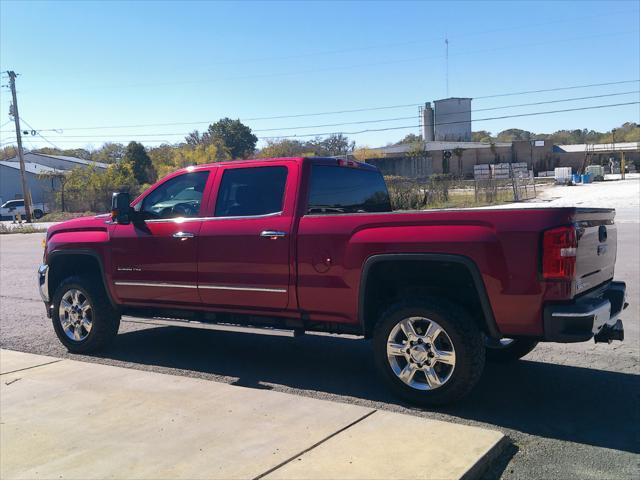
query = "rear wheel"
(52, 275, 120, 353)
(33, 209, 44, 219)
(373, 298, 485, 406)
(485, 337, 538, 362)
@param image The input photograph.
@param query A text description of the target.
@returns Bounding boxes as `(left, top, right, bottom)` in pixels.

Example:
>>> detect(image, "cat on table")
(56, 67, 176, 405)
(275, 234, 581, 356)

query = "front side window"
(140, 171, 209, 219)
(307, 165, 392, 214)
(215, 166, 288, 217)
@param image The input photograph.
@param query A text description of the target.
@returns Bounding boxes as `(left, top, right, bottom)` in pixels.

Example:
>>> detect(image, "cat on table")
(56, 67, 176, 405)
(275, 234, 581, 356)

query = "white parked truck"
(0, 199, 49, 220)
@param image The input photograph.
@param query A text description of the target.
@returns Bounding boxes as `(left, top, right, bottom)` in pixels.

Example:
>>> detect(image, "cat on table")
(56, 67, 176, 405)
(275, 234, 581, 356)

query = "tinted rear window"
(307, 165, 391, 214)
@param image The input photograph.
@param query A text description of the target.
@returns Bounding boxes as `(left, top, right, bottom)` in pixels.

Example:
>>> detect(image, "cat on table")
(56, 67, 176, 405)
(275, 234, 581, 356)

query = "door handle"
(260, 230, 287, 239)
(173, 231, 195, 240)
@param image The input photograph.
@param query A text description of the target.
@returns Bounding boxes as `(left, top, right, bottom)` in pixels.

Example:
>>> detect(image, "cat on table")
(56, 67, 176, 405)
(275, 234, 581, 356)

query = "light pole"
(611, 128, 616, 175)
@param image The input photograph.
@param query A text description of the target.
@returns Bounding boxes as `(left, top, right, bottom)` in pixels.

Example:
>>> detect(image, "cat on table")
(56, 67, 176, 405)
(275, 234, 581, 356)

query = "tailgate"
(574, 208, 616, 295)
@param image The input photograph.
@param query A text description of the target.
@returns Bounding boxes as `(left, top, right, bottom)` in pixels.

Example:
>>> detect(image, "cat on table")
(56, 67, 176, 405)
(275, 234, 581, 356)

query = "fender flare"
(47, 249, 117, 309)
(358, 253, 501, 338)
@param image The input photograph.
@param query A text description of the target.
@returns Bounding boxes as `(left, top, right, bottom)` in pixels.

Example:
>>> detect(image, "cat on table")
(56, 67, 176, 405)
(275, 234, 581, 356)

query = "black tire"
(33, 209, 44, 219)
(373, 297, 485, 406)
(485, 337, 538, 362)
(51, 275, 120, 353)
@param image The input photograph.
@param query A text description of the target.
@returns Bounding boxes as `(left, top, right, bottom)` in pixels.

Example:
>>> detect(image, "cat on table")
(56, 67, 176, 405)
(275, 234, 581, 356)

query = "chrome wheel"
(386, 316, 456, 390)
(58, 288, 93, 342)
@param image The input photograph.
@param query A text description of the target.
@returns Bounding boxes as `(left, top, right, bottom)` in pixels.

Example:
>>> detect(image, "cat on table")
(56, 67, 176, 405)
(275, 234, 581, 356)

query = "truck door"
(197, 162, 297, 311)
(110, 170, 213, 307)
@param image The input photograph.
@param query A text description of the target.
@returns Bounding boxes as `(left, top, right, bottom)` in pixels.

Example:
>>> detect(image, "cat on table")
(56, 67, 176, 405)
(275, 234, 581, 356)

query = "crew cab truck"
(38, 157, 628, 405)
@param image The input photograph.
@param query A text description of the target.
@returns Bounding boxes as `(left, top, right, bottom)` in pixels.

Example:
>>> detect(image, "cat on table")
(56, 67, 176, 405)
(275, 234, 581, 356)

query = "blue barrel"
(572, 173, 581, 183)
(582, 174, 592, 184)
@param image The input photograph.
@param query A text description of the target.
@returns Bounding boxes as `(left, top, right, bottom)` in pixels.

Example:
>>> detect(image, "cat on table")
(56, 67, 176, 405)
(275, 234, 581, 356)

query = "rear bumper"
(544, 281, 627, 343)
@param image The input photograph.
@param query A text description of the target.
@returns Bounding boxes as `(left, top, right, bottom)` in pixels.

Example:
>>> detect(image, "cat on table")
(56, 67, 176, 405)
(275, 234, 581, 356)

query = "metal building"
(433, 98, 472, 142)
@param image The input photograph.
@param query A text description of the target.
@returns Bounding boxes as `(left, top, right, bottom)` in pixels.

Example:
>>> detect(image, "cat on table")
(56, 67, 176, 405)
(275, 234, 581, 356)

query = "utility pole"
(7, 71, 32, 223)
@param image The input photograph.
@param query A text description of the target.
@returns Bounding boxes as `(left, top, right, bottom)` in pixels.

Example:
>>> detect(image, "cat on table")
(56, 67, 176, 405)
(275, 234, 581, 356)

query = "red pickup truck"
(38, 157, 627, 405)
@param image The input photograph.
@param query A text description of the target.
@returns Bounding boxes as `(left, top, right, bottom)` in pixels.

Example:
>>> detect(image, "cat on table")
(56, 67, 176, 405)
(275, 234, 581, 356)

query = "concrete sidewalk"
(0, 349, 507, 480)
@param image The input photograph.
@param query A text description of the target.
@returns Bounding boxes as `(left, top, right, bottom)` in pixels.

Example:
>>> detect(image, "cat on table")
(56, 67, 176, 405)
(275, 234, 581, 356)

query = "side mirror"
(111, 192, 132, 224)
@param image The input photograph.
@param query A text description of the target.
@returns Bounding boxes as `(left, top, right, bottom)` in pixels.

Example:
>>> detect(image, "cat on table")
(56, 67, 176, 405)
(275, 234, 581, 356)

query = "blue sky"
(1, 0, 639, 151)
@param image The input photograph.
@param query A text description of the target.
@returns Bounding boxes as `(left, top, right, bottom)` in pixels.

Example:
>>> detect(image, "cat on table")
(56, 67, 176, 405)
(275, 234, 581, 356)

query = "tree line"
(0, 118, 359, 212)
(391, 122, 639, 145)
(473, 122, 639, 144)
(0, 118, 636, 213)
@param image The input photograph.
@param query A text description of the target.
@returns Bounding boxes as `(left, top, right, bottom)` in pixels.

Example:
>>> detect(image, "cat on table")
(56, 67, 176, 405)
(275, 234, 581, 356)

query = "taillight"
(542, 226, 577, 280)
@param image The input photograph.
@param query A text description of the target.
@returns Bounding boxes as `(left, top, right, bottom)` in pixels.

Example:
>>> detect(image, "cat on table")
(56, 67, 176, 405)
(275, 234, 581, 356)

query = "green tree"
(149, 142, 230, 179)
(0, 145, 17, 161)
(256, 139, 314, 158)
(352, 145, 385, 161)
(256, 135, 356, 158)
(496, 129, 533, 142)
(312, 134, 354, 156)
(192, 118, 257, 159)
(123, 141, 155, 183)
(472, 130, 494, 143)
(394, 133, 422, 145)
(61, 162, 138, 212)
(92, 142, 126, 164)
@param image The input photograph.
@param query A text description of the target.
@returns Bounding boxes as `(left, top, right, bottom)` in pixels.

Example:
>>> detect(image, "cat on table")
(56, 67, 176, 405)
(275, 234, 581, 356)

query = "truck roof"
(180, 156, 378, 172)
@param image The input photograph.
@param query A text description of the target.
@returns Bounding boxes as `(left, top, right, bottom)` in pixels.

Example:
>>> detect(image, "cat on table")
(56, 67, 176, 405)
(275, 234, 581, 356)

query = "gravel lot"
(1, 177, 638, 479)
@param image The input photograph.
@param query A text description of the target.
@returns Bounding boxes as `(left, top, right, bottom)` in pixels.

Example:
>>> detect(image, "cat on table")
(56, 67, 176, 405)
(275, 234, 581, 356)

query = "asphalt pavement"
(0, 179, 638, 479)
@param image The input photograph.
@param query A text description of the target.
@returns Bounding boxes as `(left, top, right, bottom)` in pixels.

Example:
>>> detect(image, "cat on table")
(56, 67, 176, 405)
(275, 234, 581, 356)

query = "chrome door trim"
(114, 281, 197, 289)
(144, 211, 283, 224)
(198, 284, 287, 293)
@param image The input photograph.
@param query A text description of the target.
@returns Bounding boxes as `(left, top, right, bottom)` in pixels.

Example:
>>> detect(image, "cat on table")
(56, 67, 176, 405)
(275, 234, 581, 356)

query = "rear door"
(197, 162, 298, 311)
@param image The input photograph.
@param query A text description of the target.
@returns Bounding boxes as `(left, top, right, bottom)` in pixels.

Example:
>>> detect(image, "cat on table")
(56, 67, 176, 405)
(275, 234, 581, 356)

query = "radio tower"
(445, 35, 449, 97)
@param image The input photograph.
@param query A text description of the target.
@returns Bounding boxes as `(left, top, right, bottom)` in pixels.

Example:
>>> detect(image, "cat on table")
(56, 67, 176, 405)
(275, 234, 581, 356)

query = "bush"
(385, 175, 452, 210)
(60, 162, 139, 213)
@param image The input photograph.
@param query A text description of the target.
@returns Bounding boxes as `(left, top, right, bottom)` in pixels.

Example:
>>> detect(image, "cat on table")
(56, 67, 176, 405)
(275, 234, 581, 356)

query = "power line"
(5, 79, 638, 134)
(8, 101, 638, 143)
(258, 90, 640, 129)
(260, 101, 640, 139)
(19, 117, 61, 149)
(5, 103, 421, 132)
(8, 90, 638, 139)
(437, 90, 640, 116)
(474, 80, 640, 99)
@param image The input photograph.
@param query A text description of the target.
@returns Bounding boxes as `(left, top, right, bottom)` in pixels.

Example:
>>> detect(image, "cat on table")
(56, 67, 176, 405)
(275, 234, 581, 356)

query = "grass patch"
(0, 223, 47, 234)
(35, 211, 96, 223)
(424, 189, 517, 209)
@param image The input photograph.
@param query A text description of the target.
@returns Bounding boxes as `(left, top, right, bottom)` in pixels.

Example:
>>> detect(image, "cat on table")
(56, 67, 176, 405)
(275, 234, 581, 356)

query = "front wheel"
(373, 298, 485, 406)
(485, 337, 538, 362)
(51, 275, 120, 353)
(33, 209, 44, 219)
